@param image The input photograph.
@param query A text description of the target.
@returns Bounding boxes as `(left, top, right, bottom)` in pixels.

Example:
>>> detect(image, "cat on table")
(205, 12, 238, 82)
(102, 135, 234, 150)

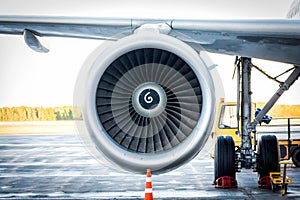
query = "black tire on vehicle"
(257, 135, 280, 178)
(292, 147, 300, 167)
(214, 136, 236, 182)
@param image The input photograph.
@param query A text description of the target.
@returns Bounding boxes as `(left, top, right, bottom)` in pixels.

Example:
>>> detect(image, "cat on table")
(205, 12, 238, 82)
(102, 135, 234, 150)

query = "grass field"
(0, 121, 77, 135)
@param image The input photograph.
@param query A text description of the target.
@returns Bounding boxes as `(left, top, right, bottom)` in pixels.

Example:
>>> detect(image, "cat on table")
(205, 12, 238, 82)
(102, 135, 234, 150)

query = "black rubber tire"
(292, 147, 300, 167)
(257, 135, 280, 178)
(214, 136, 236, 182)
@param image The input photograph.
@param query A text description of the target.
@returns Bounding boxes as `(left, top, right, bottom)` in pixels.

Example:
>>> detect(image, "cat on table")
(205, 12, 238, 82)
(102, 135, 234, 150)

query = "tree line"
(0, 106, 82, 121)
(0, 104, 299, 122)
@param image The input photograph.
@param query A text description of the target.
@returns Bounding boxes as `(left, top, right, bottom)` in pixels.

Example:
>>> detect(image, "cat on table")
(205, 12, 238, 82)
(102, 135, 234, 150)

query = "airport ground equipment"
(144, 169, 153, 200)
(278, 118, 300, 167)
(280, 139, 300, 167)
(213, 57, 300, 188)
(214, 176, 237, 189)
(269, 161, 293, 196)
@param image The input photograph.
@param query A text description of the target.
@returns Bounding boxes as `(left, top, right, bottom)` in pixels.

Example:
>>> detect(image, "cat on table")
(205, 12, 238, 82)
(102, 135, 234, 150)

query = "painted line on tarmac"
(0, 144, 82, 147)
(0, 161, 98, 166)
(0, 174, 133, 178)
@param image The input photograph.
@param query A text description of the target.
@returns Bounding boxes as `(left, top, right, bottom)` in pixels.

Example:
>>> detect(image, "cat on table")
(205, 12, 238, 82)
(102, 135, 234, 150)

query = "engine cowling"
(74, 31, 216, 174)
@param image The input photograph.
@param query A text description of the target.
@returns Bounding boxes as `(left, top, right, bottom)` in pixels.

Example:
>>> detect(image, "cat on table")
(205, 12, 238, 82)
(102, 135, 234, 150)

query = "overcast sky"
(0, 0, 299, 107)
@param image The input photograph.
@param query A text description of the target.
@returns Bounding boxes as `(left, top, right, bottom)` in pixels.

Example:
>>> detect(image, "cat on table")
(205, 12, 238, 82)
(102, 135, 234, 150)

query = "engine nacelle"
(74, 31, 216, 174)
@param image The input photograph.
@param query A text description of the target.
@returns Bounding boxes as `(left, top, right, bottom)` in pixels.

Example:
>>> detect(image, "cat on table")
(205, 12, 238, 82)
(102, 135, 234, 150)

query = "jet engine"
(74, 31, 216, 174)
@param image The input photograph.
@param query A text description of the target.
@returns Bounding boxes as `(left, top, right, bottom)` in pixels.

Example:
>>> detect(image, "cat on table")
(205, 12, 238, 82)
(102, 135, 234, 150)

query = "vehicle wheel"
(214, 136, 236, 182)
(257, 135, 280, 178)
(292, 147, 300, 167)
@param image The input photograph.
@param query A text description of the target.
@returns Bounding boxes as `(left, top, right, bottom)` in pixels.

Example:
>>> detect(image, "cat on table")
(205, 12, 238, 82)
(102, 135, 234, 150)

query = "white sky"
(0, 0, 299, 107)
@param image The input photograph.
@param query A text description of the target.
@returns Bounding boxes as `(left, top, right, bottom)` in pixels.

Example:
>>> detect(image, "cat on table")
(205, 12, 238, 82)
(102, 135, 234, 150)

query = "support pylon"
(144, 169, 153, 200)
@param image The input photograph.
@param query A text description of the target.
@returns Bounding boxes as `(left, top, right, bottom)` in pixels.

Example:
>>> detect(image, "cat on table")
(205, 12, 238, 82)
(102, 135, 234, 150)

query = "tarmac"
(0, 132, 300, 199)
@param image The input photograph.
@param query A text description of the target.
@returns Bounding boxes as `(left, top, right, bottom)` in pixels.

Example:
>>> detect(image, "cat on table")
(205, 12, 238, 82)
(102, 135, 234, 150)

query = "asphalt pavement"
(0, 132, 300, 199)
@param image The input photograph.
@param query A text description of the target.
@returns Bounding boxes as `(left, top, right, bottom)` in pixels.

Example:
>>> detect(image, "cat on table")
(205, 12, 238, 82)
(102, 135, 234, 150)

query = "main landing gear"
(214, 57, 300, 189)
(257, 135, 280, 188)
(214, 136, 237, 188)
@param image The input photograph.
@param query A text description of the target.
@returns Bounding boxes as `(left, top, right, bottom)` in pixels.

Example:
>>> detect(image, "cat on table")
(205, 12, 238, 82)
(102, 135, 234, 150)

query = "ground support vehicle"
(277, 118, 300, 167)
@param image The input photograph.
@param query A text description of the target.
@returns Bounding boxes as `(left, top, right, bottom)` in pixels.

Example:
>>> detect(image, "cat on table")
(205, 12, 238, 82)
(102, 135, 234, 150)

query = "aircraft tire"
(214, 136, 236, 182)
(292, 147, 300, 167)
(257, 135, 280, 178)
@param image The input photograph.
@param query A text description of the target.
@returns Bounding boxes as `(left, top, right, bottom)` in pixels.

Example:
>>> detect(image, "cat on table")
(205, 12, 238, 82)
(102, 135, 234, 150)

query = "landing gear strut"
(214, 57, 300, 188)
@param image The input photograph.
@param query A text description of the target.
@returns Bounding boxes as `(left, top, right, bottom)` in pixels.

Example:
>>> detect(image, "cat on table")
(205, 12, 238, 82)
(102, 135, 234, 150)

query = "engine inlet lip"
(132, 82, 167, 118)
(76, 31, 215, 173)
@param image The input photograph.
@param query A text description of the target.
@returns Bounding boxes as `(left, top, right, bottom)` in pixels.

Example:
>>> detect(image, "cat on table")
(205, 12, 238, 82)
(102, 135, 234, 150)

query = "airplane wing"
(0, 16, 300, 65)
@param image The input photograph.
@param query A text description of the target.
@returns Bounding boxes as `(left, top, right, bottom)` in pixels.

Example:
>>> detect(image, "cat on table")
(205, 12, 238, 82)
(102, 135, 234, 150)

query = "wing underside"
(0, 16, 300, 65)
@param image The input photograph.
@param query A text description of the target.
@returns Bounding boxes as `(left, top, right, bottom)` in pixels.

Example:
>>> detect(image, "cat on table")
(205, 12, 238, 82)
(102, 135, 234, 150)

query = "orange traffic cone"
(144, 168, 153, 200)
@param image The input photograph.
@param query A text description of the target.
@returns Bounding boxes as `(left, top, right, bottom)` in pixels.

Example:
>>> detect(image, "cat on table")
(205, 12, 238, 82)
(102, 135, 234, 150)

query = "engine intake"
(97, 48, 202, 153)
(74, 32, 215, 173)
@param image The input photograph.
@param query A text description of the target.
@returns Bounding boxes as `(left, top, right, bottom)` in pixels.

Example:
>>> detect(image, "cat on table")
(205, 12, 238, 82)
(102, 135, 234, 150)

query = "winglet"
(23, 29, 49, 53)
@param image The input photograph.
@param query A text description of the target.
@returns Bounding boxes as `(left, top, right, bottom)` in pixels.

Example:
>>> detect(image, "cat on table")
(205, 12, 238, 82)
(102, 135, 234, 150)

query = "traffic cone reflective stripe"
(144, 169, 153, 200)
